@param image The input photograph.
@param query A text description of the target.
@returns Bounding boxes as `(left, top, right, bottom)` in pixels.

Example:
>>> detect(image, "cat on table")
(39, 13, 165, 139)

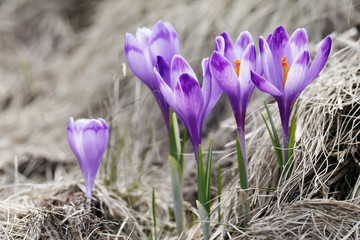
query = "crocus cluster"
(123, 21, 331, 238)
(67, 117, 109, 203)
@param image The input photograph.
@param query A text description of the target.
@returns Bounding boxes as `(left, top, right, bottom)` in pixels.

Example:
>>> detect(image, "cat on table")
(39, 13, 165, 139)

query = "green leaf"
(179, 129, 187, 172)
(261, 112, 283, 172)
(196, 200, 211, 240)
(197, 145, 205, 205)
(168, 108, 177, 160)
(169, 155, 184, 235)
(173, 111, 181, 159)
(236, 136, 248, 192)
(152, 187, 157, 240)
(217, 163, 222, 223)
(205, 139, 213, 213)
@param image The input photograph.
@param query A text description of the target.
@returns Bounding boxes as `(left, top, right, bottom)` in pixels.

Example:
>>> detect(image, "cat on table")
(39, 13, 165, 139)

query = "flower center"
(281, 56, 290, 90)
(233, 59, 241, 77)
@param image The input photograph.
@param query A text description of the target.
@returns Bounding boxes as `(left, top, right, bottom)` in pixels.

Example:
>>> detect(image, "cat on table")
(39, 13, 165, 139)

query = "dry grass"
(0, 0, 359, 239)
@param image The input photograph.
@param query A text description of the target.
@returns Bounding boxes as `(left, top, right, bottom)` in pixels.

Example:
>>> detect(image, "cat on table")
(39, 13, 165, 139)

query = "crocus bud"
(67, 117, 109, 203)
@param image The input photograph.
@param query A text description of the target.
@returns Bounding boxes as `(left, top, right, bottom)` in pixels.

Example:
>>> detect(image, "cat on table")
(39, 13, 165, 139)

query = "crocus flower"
(125, 20, 180, 129)
(210, 31, 261, 171)
(67, 117, 109, 202)
(250, 26, 331, 163)
(154, 55, 222, 161)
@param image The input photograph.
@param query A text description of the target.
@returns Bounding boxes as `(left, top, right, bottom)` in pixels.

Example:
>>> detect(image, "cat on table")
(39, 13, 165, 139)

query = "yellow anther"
(281, 56, 289, 90)
(233, 59, 241, 77)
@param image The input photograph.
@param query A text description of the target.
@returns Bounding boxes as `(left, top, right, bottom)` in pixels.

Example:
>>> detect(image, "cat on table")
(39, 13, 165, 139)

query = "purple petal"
(125, 33, 154, 89)
(202, 58, 222, 117)
(234, 31, 253, 60)
(174, 73, 204, 122)
(238, 43, 256, 105)
(135, 27, 151, 47)
(215, 36, 225, 55)
(170, 55, 198, 87)
(239, 43, 256, 85)
(284, 50, 310, 110)
(157, 56, 171, 87)
(269, 26, 289, 53)
(250, 71, 283, 97)
(149, 20, 178, 66)
(221, 32, 236, 63)
(210, 51, 240, 99)
(259, 37, 282, 90)
(67, 117, 83, 164)
(265, 33, 272, 44)
(154, 68, 177, 111)
(286, 28, 308, 65)
(164, 22, 180, 53)
(82, 120, 109, 165)
(305, 36, 331, 86)
(269, 26, 289, 80)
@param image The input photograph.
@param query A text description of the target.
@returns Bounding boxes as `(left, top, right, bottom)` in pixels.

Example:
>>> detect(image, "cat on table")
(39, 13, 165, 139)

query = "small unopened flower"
(67, 117, 109, 202)
(155, 55, 222, 161)
(125, 20, 180, 129)
(250, 26, 331, 163)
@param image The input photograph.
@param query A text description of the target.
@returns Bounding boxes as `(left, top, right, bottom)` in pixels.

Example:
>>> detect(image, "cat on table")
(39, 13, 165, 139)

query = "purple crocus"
(154, 55, 222, 161)
(125, 20, 180, 129)
(209, 31, 261, 170)
(67, 117, 109, 202)
(250, 26, 331, 163)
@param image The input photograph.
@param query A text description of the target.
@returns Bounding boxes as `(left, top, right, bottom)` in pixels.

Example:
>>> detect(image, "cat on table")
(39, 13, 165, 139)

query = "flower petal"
(266, 33, 272, 44)
(268, 26, 289, 81)
(149, 20, 178, 66)
(259, 36, 282, 90)
(210, 51, 240, 99)
(238, 43, 256, 103)
(164, 22, 180, 53)
(221, 32, 236, 63)
(286, 28, 308, 65)
(82, 120, 108, 160)
(215, 36, 225, 55)
(284, 50, 310, 109)
(202, 58, 222, 117)
(67, 117, 83, 164)
(170, 55, 198, 87)
(305, 36, 331, 86)
(174, 73, 204, 122)
(157, 56, 171, 87)
(154, 68, 176, 111)
(125, 33, 154, 89)
(269, 25, 289, 54)
(250, 70, 283, 97)
(135, 27, 151, 47)
(234, 31, 253, 60)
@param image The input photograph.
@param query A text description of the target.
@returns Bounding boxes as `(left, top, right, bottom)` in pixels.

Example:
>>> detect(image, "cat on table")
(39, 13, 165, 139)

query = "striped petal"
(305, 36, 331, 86)
(210, 51, 240, 99)
(124, 33, 154, 89)
(250, 71, 283, 97)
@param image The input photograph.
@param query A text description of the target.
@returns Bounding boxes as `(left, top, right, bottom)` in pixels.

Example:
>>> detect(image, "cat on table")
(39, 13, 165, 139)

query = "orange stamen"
(233, 59, 241, 77)
(281, 56, 289, 90)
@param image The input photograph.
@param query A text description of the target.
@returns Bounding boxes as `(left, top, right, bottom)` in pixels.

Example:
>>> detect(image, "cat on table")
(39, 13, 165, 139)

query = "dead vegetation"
(0, 0, 360, 239)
